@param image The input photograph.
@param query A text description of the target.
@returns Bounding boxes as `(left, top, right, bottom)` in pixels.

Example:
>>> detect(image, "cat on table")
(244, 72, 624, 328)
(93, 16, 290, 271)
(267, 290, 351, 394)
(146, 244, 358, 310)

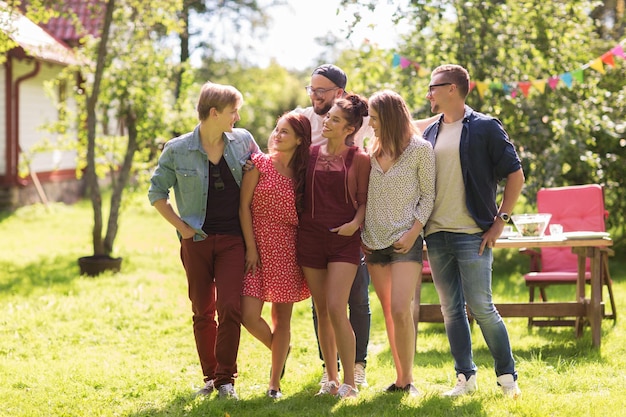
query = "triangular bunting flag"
(589, 58, 606, 74)
(418, 67, 430, 77)
(469, 81, 476, 92)
(518, 81, 532, 97)
(400, 57, 412, 69)
(475, 81, 489, 98)
(548, 76, 560, 90)
(560, 72, 573, 88)
(601, 52, 615, 67)
(611, 44, 625, 59)
(572, 69, 584, 83)
(532, 80, 546, 94)
(392, 54, 401, 68)
(489, 81, 503, 91)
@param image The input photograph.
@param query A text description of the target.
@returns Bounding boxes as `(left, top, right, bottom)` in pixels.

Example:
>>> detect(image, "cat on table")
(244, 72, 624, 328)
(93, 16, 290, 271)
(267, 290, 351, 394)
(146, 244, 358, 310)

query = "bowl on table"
(511, 213, 552, 238)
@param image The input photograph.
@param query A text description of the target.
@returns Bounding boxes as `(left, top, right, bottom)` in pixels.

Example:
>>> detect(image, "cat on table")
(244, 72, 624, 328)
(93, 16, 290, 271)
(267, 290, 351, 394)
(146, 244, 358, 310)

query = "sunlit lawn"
(1, 195, 625, 417)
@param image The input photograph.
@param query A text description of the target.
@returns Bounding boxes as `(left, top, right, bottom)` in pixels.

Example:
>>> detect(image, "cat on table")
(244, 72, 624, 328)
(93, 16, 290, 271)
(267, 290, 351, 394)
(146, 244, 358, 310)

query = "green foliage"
(337, 0, 626, 246)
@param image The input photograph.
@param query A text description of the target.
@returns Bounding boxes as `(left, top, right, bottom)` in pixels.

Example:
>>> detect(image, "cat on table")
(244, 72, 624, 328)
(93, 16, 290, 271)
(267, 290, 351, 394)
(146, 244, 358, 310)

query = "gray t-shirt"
(425, 119, 481, 237)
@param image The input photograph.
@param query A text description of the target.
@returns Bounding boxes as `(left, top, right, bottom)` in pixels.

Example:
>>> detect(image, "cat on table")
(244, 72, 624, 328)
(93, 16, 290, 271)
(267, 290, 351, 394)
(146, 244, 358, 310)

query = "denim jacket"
(423, 105, 522, 231)
(148, 125, 259, 240)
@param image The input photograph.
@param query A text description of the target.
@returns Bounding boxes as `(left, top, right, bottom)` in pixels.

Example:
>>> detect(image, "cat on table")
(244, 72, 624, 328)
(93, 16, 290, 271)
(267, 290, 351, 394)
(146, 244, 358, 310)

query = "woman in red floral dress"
(240, 111, 311, 399)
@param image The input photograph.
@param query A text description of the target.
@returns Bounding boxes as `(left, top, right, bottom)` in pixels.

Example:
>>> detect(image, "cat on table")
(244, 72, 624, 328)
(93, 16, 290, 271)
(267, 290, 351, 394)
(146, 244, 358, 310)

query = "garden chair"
(522, 184, 617, 331)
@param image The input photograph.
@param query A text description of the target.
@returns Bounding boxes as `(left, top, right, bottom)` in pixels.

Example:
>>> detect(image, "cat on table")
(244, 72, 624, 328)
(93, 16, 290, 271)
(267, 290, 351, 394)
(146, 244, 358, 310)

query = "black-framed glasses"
(305, 86, 339, 99)
(428, 82, 453, 94)
(210, 163, 225, 191)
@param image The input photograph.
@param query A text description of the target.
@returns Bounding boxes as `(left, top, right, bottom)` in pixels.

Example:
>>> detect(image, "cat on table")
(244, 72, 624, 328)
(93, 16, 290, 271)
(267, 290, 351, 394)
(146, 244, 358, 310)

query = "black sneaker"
(402, 383, 420, 397)
(385, 383, 419, 396)
(267, 389, 283, 399)
(384, 383, 403, 392)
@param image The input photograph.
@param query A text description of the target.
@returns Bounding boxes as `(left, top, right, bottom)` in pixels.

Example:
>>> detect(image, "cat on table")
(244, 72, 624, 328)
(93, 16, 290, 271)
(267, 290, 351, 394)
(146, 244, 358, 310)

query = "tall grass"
(1, 195, 625, 417)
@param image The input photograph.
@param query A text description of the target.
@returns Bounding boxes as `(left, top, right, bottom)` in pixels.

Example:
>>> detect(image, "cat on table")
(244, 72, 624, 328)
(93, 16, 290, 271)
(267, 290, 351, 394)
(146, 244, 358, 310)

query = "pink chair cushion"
(422, 260, 432, 281)
(524, 271, 591, 284)
(537, 184, 606, 273)
(423, 260, 431, 275)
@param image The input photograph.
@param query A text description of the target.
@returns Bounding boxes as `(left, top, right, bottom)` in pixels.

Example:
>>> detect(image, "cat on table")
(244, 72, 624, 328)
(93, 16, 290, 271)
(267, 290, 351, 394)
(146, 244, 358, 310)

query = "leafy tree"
(340, 0, 626, 243)
(38, 0, 184, 259)
(171, 0, 283, 102)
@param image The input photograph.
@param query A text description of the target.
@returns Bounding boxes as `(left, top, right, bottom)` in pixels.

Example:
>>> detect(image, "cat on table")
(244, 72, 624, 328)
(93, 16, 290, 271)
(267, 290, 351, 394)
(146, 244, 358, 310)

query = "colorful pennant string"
(392, 39, 625, 98)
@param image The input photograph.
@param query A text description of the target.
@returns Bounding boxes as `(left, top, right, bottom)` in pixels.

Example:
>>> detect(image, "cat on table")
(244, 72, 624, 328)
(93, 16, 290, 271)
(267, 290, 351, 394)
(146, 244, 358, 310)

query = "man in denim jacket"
(423, 65, 525, 399)
(149, 82, 259, 400)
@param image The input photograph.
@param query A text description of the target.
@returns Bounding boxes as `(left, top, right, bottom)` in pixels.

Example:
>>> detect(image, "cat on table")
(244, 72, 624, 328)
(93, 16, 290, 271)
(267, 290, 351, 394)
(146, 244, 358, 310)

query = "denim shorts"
(365, 236, 423, 265)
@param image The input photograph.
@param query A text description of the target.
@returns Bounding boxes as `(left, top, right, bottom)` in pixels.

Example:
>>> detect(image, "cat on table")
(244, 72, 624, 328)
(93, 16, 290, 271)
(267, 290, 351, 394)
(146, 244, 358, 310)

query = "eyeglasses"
(305, 86, 339, 99)
(428, 82, 453, 94)
(210, 163, 224, 191)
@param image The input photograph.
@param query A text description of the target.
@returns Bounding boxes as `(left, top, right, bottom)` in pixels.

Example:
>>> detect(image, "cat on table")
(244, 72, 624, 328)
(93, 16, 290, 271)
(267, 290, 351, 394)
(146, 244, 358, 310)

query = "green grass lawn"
(1, 195, 625, 417)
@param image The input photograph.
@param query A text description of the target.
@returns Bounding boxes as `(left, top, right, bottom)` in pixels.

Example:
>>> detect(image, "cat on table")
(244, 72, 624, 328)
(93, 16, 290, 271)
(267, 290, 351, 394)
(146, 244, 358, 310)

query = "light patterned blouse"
(362, 135, 436, 250)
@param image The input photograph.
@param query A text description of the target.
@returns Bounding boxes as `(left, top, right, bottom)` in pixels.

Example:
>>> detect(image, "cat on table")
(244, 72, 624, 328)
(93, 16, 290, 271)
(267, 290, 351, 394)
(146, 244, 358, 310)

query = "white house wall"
(16, 61, 77, 176)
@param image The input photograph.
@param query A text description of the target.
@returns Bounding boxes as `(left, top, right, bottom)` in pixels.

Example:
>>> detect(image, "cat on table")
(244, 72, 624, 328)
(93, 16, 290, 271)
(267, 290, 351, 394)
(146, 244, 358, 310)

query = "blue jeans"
(425, 232, 517, 379)
(312, 256, 371, 366)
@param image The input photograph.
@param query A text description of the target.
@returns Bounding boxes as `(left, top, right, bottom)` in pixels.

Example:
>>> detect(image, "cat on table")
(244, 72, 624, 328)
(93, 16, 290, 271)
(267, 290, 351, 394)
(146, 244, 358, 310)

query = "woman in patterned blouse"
(361, 90, 436, 396)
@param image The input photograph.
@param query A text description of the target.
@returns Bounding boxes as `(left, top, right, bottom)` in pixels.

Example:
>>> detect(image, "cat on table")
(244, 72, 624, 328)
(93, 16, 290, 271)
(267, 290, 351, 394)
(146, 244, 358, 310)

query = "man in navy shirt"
(423, 64, 525, 399)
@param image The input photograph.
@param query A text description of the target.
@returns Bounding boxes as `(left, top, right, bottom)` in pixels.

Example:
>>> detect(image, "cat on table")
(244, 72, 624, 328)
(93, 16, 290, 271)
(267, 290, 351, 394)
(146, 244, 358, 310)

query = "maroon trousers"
(180, 234, 245, 387)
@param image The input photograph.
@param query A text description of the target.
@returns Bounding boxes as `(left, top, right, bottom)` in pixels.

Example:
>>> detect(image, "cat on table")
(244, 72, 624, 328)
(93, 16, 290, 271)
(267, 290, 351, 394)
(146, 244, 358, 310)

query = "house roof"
(1, 1, 80, 66)
(37, 0, 103, 46)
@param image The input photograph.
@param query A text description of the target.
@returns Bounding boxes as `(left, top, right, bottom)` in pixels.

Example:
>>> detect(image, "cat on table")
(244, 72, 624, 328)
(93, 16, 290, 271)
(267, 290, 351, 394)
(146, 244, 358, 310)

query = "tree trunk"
(86, 0, 115, 256)
(104, 110, 138, 255)
(174, 1, 190, 101)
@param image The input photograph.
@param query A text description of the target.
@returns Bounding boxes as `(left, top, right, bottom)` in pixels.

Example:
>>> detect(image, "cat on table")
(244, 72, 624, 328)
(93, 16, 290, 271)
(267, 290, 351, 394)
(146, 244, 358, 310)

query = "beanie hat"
(311, 64, 347, 90)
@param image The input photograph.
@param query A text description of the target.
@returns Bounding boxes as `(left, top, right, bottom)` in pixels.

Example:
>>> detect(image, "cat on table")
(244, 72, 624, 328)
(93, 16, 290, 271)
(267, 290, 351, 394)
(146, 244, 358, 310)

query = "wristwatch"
(497, 212, 510, 222)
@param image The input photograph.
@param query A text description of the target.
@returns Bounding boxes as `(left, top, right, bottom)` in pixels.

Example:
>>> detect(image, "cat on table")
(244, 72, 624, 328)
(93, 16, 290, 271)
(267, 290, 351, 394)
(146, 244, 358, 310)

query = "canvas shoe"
(217, 383, 239, 400)
(497, 374, 521, 399)
(354, 363, 368, 388)
(267, 388, 283, 399)
(315, 380, 339, 396)
(443, 374, 478, 397)
(384, 383, 403, 393)
(402, 383, 420, 397)
(194, 379, 214, 397)
(384, 382, 419, 396)
(336, 383, 358, 399)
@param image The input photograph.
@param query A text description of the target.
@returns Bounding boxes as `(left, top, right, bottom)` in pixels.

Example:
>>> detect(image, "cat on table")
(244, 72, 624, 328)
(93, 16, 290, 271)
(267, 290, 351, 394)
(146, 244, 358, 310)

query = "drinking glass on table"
(549, 224, 563, 236)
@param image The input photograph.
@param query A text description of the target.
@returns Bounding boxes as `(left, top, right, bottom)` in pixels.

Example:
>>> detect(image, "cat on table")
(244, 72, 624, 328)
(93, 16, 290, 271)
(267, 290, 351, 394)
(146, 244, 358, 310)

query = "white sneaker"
(319, 369, 328, 385)
(443, 374, 478, 397)
(497, 374, 521, 399)
(354, 363, 368, 388)
(336, 383, 358, 399)
(217, 383, 239, 400)
(194, 379, 214, 397)
(316, 380, 339, 396)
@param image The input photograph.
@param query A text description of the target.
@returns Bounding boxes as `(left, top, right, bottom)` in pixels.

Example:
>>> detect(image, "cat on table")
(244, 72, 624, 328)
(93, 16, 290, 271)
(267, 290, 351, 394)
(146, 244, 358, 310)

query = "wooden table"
(417, 236, 613, 348)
